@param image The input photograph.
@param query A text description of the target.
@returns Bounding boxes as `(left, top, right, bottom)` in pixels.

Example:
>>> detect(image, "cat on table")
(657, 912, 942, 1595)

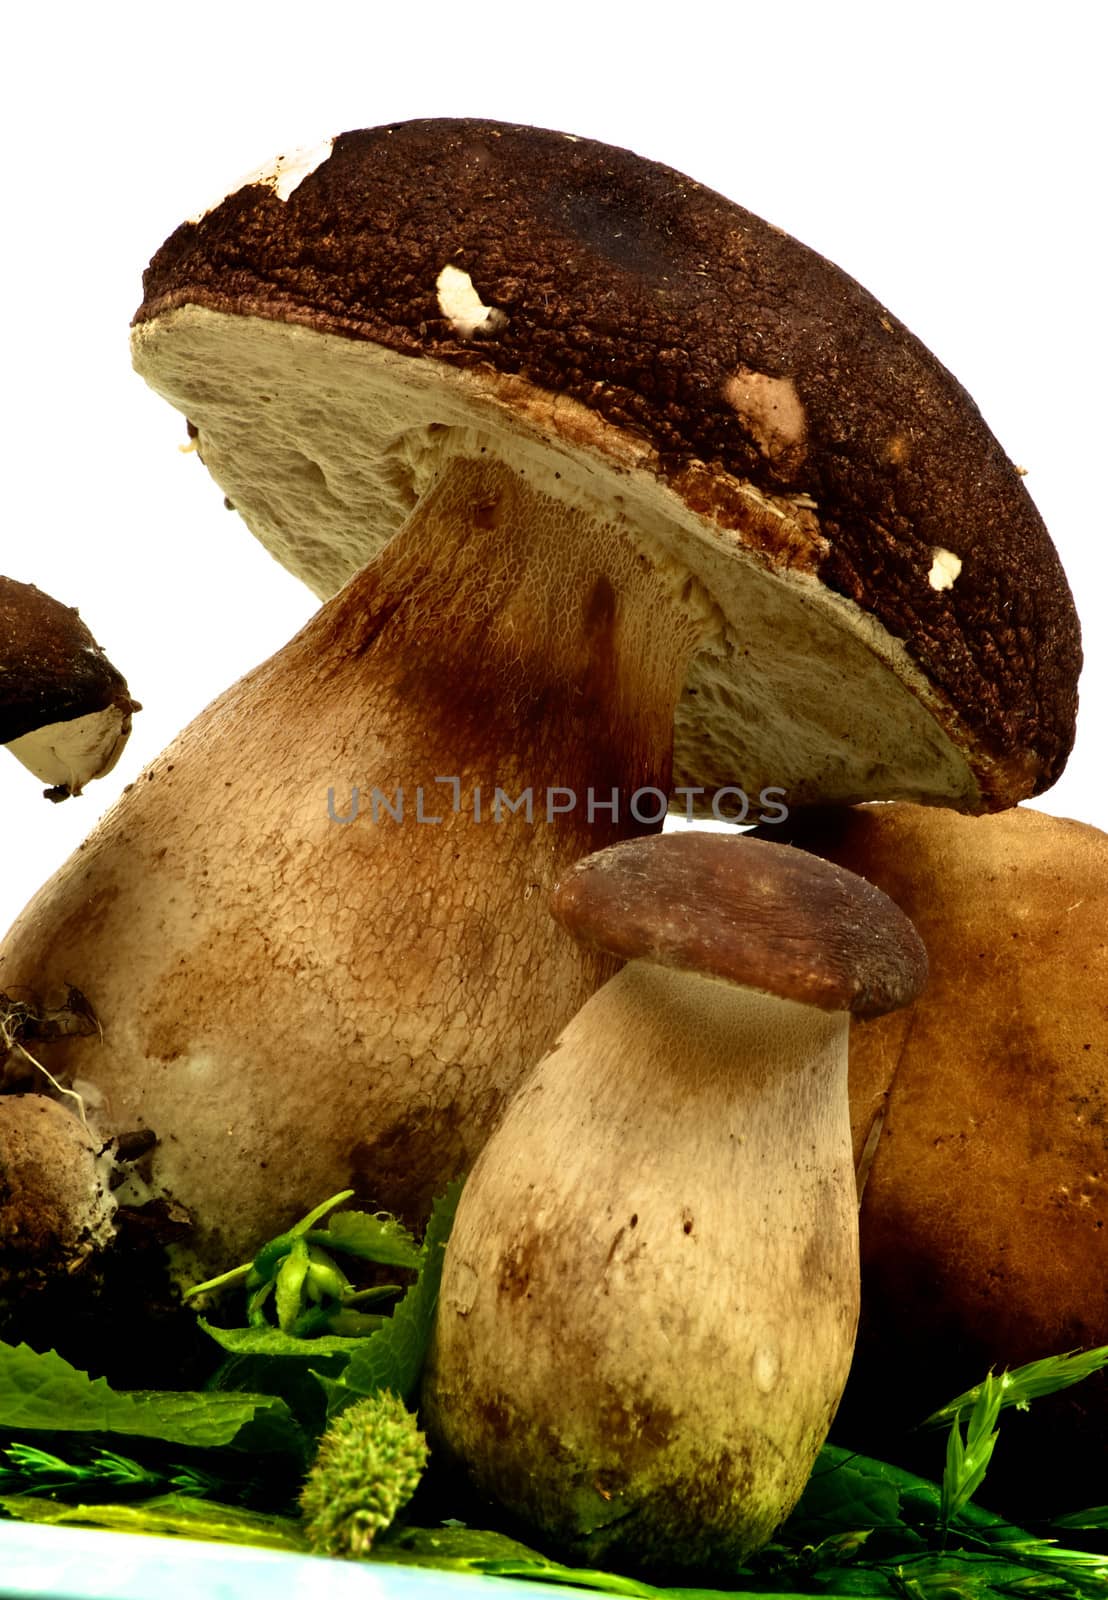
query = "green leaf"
(199, 1320, 373, 1361)
(923, 1346, 1108, 1430)
(783, 1446, 907, 1541)
(375, 1527, 671, 1595)
(322, 1180, 462, 1413)
(304, 1245, 351, 1305)
(900, 1546, 1108, 1600)
(770, 1440, 1108, 1599)
(309, 1210, 421, 1270)
(275, 1236, 311, 1331)
(182, 1193, 356, 1304)
(247, 1278, 276, 1326)
(376, 1527, 814, 1598)
(248, 1190, 356, 1283)
(377, 1525, 560, 1566)
(0, 1341, 298, 1451)
(0, 1492, 309, 1551)
(940, 1372, 1003, 1526)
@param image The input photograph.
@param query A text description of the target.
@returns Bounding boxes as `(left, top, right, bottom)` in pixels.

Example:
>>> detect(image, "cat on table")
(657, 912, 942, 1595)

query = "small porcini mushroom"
(0, 1095, 116, 1302)
(0, 577, 139, 800)
(0, 119, 1077, 1267)
(423, 831, 927, 1577)
(760, 803, 1108, 1516)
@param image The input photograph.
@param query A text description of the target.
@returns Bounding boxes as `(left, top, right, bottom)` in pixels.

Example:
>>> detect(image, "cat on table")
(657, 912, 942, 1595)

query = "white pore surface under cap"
(132, 306, 983, 810)
(4, 705, 131, 795)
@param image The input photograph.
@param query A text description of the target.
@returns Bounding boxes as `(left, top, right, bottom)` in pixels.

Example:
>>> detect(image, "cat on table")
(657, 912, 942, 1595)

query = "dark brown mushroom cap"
(134, 118, 1080, 803)
(551, 832, 927, 1019)
(0, 578, 137, 746)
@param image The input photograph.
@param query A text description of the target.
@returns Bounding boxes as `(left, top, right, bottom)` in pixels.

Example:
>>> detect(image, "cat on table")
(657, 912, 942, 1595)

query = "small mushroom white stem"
(423, 832, 927, 1575)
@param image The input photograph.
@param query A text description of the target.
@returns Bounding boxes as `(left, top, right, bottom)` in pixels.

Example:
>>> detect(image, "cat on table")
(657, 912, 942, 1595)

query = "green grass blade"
(923, 1346, 1108, 1429)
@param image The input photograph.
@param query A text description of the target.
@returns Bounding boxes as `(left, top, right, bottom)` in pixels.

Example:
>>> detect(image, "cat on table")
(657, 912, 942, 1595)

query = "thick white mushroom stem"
(0, 452, 710, 1264)
(423, 960, 860, 1575)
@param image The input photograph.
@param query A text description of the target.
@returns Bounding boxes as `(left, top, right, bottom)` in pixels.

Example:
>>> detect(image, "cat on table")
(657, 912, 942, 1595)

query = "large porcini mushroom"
(760, 804, 1108, 1514)
(423, 831, 927, 1576)
(0, 120, 1079, 1268)
(0, 577, 138, 800)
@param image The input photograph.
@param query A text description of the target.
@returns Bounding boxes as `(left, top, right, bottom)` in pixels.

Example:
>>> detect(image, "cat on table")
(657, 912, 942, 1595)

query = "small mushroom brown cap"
(551, 832, 927, 1019)
(0, 577, 140, 797)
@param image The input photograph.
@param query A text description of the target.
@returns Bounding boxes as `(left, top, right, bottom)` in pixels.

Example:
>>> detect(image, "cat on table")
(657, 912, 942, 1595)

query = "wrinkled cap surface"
(552, 830, 928, 1018)
(134, 118, 1080, 809)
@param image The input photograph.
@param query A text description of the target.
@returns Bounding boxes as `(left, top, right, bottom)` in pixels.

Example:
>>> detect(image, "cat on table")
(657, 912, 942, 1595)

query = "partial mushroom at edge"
(422, 830, 927, 1577)
(756, 802, 1108, 1516)
(0, 577, 139, 800)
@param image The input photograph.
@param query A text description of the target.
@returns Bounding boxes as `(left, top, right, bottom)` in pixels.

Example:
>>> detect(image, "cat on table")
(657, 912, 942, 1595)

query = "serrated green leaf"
(0, 1492, 309, 1551)
(781, 1446, 907, 1542)
(323, 1179, 462, 1413)
(0, 1341, 297, 1450)
(198, 1320, 372, 1360)
(310, 1210, 421, 1270)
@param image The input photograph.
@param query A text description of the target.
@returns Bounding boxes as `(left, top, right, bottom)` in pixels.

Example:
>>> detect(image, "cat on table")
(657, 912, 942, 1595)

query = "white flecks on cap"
(436, 264, 510, 339)
(722, 369, 807, 464)
(188, 137, 336, 223)
(928, 547, 963, 591)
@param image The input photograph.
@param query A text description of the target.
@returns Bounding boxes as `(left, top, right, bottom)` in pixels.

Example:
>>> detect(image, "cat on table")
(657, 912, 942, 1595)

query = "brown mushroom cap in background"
(759, 803, 1108, 1513)
(134, 118, 1080, 810)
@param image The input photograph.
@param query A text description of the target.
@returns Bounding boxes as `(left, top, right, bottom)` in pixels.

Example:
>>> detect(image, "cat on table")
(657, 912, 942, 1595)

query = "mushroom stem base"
(424, 963, 860, 1575)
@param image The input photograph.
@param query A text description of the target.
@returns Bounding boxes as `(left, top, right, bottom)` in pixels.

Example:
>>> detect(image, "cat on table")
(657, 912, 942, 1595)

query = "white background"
(1, 2, 1104, 935)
